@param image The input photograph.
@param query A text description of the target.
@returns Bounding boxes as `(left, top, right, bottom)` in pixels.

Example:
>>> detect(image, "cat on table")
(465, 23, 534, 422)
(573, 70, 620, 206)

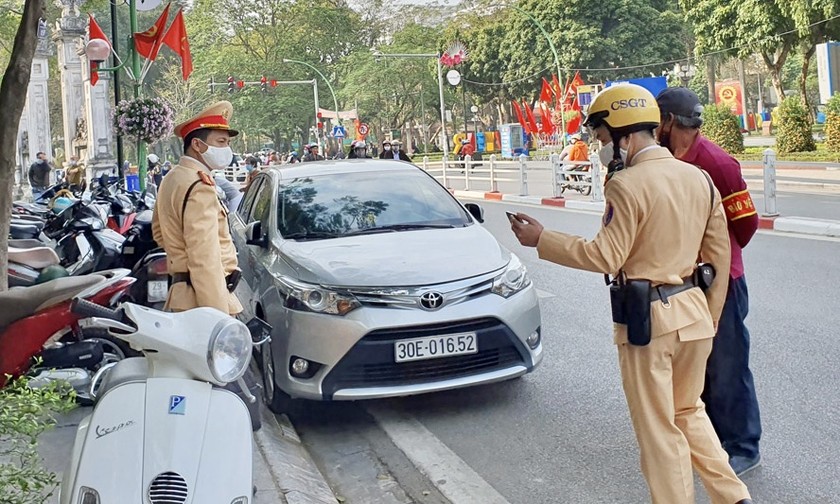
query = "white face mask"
(198, 141, 233, 170)
(598, 142, 627, 167)
(383, 145, 391, 151)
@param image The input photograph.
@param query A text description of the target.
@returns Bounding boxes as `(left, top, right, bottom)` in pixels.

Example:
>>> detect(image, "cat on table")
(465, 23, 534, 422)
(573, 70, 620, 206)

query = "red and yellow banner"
(715, 81, 743, 116)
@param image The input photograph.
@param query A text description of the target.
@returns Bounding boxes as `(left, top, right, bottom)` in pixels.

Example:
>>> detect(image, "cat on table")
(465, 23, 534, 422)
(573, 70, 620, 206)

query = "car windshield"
(277, 170, 471, 240)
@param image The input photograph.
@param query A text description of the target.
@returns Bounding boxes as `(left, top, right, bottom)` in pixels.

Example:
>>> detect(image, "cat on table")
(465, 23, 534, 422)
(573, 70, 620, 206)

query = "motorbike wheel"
(260, 341, 303, 416)
(582, 181, 592, 196)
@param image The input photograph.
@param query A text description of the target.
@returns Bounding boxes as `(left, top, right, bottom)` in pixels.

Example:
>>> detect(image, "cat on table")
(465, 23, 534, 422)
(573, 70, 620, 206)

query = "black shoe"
(730, 454, 761, 477)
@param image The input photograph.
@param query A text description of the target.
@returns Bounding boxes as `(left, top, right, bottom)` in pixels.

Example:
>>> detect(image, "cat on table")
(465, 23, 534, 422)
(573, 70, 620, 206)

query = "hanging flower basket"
(113, 97, 174, 144)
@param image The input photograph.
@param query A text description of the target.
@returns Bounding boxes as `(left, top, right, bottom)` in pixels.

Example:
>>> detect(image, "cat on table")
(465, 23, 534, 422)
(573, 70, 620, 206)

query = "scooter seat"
(9, 223, 42, 239)
(0, 275, 105, 328)
(11, 218, 45, 231)
(8, 246, 60, 269)
(9, 239, 48, 249)
(13, 202, 50, 215)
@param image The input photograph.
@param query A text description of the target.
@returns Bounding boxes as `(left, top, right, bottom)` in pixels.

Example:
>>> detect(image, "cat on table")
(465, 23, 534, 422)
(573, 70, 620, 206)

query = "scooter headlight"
(207, 318, 252, 384)
(78, 486, 101, 503)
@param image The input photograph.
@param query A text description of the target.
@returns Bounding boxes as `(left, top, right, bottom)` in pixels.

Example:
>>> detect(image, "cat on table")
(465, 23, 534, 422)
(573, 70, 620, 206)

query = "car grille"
(321, 317, 531, 398)
(148, 471, 188, 503)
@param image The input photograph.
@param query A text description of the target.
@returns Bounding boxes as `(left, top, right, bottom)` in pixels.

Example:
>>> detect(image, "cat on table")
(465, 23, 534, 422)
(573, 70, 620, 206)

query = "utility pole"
(737, 58, 750, 131)
(110, 0, 124, 178)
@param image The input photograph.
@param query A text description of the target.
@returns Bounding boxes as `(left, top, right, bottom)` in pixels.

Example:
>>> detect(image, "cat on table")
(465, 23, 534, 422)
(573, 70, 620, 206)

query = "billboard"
(715, 81, 744, 115)
(605, 76, 668, 98)
(816, 42, 840, 104)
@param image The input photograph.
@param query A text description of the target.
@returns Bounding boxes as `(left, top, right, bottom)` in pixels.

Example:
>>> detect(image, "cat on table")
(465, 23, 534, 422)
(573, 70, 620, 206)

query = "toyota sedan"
(230, 160, 542, 412)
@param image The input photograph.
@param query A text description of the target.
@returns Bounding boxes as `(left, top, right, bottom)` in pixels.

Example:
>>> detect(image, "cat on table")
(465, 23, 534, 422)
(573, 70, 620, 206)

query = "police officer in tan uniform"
(509, 84, 752, 504)
(152, 101, 242, 316)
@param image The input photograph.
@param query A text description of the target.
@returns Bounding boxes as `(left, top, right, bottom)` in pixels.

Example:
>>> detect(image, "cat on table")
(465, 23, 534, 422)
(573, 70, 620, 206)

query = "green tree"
(824, 93, 840, 152)
(775, 96, 816, 153)
(0, 0, 45, 290)
(701, 104, 745, 154)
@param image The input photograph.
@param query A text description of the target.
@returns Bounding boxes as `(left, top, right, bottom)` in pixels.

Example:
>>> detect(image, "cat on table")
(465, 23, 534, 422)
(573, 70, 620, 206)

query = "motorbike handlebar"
(71, 298, 123, 321)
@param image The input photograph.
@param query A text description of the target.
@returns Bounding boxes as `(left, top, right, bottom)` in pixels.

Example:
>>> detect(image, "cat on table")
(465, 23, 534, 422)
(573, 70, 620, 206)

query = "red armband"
(722, 190, 757, 221)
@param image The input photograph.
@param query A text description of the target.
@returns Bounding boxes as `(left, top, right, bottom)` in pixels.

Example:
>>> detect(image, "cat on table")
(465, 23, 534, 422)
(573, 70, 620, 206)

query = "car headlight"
(279, 277, 360, 316)
(206, 318, 252, 383)
(492, 254, 531, 298)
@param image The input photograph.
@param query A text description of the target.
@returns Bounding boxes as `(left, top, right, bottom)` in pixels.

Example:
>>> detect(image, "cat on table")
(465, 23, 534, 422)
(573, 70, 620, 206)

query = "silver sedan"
(230, 160, 542, 412)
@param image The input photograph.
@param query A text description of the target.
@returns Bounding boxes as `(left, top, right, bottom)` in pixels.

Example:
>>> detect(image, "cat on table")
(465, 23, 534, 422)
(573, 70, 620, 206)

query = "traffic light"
(227, 76, 235, 93)
(237, 80, 245, 89)
(208, 78, 214, 94)
(270, 79, 278, 88)
(260, 76, 267, 93)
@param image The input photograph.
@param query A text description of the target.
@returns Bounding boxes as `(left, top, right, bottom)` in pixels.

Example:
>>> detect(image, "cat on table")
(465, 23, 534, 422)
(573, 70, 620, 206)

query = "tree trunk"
(706, 55, 716, 105)
(0, 0, 47, 291)
(762, 47, 790, 105)
(800, 45, 816, 121)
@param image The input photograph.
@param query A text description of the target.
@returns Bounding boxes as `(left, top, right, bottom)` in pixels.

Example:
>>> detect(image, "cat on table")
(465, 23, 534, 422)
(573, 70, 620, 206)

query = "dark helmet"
(35, 265, 70, 284)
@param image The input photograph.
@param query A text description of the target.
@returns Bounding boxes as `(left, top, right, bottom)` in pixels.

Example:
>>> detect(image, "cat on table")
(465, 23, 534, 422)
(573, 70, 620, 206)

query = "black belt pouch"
(624, 280, 652, 346)
(609, 283, 627, 325)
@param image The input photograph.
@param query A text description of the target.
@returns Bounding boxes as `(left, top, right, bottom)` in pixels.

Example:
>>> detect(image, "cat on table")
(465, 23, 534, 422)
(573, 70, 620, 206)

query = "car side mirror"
(245, 221, 268, 247)
(464, 203, 484, 223)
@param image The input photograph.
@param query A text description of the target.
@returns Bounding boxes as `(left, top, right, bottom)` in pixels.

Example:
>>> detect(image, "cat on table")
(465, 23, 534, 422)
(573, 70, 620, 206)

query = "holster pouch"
(624, 280, 652, 346)
(609, 282, 627, 325)
(695, 263, 716, 291)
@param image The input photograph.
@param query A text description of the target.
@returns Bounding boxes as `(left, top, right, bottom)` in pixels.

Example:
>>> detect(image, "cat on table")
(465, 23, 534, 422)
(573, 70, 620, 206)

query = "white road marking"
(367, 404, 512, 504)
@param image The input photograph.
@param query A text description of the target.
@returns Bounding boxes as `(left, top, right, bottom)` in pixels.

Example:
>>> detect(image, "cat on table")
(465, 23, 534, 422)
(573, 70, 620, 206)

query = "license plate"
(394, 332, 477, 363)
(148, 280, 168, 302)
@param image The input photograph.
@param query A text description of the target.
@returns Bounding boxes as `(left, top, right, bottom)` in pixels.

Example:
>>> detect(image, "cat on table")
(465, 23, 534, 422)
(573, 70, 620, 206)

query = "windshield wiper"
(282, 231, 342, 240)
(345, 223, 457, 236)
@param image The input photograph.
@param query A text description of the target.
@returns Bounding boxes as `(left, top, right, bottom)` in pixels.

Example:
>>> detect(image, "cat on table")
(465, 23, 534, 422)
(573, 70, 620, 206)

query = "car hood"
(278, 224, 509, 287)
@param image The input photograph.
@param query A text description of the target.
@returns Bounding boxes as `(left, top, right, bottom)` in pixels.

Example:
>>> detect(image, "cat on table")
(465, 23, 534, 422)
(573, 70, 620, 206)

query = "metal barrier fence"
(421, 153, 605, 202)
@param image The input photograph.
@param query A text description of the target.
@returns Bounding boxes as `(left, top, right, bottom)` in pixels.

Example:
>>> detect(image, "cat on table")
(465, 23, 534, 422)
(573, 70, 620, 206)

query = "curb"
(452, 189, 840, 239)
(255, 410, 339, 504)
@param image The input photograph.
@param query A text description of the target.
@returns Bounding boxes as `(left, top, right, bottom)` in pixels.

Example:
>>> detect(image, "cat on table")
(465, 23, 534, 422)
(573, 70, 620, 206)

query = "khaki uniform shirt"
(537, 146, 731, 345)
(152, 156, 242, 315)
(66, 163, 84, 185)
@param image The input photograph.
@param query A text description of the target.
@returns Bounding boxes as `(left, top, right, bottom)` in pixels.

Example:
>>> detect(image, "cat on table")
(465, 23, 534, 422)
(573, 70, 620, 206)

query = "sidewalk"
(32, 402, 338, 503)
(445, 165, 840, 239)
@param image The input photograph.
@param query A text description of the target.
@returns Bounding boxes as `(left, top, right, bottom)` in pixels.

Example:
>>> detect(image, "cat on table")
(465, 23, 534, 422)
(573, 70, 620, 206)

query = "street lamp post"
(374, 51, 449, 164)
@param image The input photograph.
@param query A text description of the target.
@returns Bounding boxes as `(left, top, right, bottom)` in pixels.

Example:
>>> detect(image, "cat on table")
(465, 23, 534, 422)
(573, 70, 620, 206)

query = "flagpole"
(109, 0, 125, 179)
(129, 0, 147, 190)
(512, 7, 566, 146)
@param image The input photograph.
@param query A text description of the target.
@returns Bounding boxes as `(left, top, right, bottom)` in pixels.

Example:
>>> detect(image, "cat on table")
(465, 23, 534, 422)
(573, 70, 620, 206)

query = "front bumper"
(270, 282, 542, 401)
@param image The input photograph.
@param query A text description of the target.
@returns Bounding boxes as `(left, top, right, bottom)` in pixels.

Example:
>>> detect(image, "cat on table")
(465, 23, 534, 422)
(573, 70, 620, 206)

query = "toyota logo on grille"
(419, 291, 444, 310)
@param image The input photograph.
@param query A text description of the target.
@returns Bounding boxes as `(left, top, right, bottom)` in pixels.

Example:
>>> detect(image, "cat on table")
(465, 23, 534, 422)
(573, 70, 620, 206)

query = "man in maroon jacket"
(656, 87, 762, 477)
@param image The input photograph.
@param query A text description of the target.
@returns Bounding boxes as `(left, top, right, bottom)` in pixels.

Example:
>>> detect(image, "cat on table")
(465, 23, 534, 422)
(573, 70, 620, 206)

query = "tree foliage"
(775, 96, 816, 153)
(701, 104, 744, 154)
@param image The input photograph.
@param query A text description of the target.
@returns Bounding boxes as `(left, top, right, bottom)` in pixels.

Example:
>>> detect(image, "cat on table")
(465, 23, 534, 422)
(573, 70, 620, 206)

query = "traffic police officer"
(509, 84, 752, 504)
(152, 101, 242, 316)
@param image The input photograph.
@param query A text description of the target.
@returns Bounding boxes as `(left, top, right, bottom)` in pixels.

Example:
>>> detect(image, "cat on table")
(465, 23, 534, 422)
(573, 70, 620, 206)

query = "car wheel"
(261, 340, 298, 414)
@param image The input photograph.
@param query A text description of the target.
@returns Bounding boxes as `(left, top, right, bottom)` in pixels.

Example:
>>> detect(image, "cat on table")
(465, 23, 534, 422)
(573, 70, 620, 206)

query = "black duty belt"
(650, 275, 698, 304)
(170, 270, 241, 293)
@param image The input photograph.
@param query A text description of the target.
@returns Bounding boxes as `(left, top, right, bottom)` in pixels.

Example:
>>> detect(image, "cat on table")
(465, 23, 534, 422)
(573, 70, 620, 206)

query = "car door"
(245, 175, 275, 300)
(230, 176, 265, 307)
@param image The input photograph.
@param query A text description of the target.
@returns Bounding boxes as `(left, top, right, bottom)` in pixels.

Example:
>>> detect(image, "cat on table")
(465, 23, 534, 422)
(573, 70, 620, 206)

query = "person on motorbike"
(348, 140, 371, 159)
(148, 154, 162, 188)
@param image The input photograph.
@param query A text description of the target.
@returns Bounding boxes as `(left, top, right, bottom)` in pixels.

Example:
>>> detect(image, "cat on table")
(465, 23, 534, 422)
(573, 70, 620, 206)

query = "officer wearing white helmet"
(508, 84, 752, 504)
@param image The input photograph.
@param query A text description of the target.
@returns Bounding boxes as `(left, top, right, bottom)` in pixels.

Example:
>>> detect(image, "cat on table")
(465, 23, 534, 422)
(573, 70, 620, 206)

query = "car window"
(237, 177, 263, 220)
(250, 178, 272, 224)
(276, 170, 471, 239)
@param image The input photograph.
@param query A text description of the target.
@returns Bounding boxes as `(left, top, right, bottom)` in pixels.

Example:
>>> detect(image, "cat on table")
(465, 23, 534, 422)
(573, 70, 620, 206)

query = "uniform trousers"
(617, 332, 751, 504)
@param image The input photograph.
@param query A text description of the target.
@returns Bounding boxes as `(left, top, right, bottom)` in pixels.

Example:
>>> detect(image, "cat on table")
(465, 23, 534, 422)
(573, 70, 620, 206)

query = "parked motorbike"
(559, 164, 593, 196)
(59, 300, 259, 504)
(0, 269, 135, 393)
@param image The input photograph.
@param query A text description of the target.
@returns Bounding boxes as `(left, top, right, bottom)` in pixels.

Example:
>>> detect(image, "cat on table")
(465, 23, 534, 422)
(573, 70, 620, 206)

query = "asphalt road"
(292, 200, 840, 503)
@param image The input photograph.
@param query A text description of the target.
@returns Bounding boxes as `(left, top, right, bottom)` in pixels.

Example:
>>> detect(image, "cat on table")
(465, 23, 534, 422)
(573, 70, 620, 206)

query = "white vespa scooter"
(59, 298, 260, 504)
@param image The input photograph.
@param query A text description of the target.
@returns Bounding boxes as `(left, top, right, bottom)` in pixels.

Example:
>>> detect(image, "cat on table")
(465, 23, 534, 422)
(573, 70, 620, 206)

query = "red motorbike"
(0, 269, 135, 387)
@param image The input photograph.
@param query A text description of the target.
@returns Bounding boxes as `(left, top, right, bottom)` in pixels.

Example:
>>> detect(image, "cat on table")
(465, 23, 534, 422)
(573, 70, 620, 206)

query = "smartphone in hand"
(506, 211, 522, 223)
